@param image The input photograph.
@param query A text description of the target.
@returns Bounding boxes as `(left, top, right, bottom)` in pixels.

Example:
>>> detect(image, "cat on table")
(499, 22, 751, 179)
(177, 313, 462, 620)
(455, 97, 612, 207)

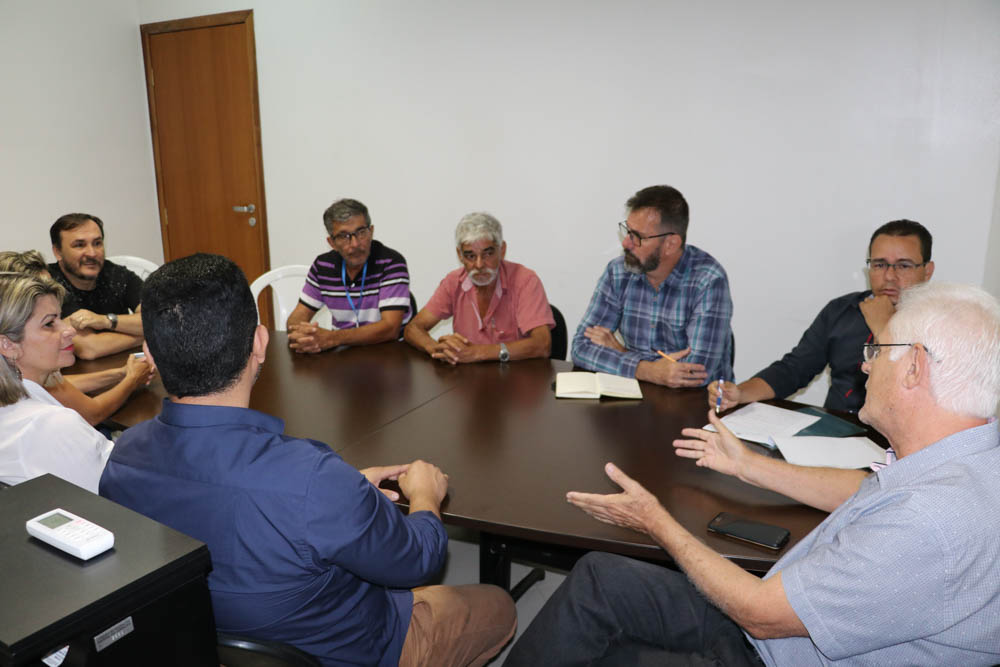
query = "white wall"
(0, 0, 162, 262)
(7, 1, 1000, 406)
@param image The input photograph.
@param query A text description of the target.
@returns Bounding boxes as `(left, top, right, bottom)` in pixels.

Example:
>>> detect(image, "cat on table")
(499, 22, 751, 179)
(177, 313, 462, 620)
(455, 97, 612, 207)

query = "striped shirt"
(299, 240, 412, 331)
(571, 245, 734, 383)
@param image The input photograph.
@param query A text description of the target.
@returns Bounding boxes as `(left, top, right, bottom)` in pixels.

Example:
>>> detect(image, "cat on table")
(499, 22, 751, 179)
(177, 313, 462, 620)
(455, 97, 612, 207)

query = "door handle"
(232, 204, 256, 213)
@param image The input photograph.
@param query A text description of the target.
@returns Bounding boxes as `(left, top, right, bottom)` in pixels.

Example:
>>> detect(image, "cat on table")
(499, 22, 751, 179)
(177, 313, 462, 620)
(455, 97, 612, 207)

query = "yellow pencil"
(656, 350, 676, 363)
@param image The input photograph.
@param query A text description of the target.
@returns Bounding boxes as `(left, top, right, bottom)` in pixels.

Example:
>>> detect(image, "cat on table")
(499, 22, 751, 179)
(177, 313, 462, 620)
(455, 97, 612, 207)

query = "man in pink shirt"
(404, 212, 555, 364)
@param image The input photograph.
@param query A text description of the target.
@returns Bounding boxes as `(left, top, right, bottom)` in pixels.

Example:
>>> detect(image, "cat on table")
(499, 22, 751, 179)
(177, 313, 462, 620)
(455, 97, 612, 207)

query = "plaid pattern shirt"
(571, 245, 734, 383)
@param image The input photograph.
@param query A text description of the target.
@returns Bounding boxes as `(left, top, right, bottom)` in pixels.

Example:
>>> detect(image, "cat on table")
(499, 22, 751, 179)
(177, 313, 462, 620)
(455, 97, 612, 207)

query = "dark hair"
(869, 219, 932, 263)
(626, 185, 689, 242)
(50, 213, 105, 249)
(141, 253, 257, 398)
(322, 199, 370, 236)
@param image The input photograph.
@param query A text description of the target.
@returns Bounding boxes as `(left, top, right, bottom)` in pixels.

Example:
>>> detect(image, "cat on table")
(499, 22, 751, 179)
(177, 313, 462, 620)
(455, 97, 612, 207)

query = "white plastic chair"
(108, 255, 160, 280)
(249, 265, 310, 331)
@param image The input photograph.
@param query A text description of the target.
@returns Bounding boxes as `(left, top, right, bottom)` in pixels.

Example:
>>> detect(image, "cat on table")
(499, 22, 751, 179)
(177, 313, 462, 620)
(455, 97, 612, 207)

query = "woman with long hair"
(0, 272, 112, 491)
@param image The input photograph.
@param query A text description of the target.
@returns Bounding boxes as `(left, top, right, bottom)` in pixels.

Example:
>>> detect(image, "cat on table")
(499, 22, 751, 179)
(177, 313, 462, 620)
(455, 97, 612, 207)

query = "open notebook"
(555, 372, 643, 400)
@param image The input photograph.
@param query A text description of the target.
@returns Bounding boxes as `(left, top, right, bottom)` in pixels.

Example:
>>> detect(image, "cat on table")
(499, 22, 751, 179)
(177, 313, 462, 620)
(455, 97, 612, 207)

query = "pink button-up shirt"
(424, 260, 554, 344)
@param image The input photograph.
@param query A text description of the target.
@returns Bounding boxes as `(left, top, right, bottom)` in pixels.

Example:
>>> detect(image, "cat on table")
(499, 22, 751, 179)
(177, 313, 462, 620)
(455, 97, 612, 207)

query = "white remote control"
(26, 508, 114, 560)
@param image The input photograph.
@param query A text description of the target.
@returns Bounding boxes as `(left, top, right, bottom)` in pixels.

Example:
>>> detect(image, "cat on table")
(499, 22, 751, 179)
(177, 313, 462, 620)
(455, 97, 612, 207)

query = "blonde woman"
(0, 273, 112, 491)
(0, 250, 153, 426)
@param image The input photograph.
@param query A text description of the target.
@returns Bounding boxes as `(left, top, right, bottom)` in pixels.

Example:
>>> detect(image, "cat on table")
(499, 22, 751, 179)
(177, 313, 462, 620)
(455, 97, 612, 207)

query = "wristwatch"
(498, 343, 510, 363)
(106, 313, 119, 330)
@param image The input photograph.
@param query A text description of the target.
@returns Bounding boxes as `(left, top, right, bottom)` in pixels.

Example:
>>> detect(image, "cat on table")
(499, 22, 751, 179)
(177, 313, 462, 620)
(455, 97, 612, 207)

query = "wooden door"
(141, 10, 273, 325)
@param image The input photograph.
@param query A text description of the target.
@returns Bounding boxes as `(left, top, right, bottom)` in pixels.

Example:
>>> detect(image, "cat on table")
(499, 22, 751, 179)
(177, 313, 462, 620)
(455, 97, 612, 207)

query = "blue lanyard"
(341, 260, 368, 327)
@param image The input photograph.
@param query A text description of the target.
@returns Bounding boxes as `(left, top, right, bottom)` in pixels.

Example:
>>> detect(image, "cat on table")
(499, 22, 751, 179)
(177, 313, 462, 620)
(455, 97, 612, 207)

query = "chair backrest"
(549, 304, 568, 361)
(108, 255, 160, 281)
(249, 265, 310, 331)
(217, 633, 321, 667)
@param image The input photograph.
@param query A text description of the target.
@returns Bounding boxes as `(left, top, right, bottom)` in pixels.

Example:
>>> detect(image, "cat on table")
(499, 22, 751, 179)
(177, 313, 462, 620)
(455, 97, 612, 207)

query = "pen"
(656, 350, 676, 363)
(715, 378, 723, 415)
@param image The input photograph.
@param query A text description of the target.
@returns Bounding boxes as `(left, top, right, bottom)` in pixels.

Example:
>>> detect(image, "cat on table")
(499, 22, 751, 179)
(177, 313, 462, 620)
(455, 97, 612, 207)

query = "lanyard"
(342, 261, 368, 327)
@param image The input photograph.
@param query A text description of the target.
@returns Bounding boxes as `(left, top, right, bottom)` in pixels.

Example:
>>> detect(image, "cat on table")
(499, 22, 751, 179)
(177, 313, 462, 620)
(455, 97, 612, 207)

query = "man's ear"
(500, 242, 507, 261)
(141, 341, 158, 375)
(923, 260, 935, 282)
(902, 344, 929, 390)
(252, 324, 269, 363)
(326, 236, 336, 250)
(52, 243, 63, 262)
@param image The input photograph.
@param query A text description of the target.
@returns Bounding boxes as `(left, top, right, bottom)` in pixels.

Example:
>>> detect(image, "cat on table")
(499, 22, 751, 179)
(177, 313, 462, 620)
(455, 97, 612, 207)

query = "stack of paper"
(704, 402, 820, 448)
(771, 436, 885, 469)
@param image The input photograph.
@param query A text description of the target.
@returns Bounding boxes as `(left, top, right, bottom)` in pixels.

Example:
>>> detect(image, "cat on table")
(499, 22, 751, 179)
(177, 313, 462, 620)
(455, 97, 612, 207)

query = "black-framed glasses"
(862, 342, 935, 362)
(618, 222, 676, 247)
(331, 225, 372, 245)
(866, 259, 927, 273)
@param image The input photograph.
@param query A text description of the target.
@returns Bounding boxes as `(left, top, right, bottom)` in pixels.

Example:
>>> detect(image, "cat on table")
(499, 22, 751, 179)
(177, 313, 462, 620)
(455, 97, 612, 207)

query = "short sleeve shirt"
(48, 260, 143, 319)
(424, 260, 555, 344)
(299, 240, 412, 331)
(752, 421, 1000, 665)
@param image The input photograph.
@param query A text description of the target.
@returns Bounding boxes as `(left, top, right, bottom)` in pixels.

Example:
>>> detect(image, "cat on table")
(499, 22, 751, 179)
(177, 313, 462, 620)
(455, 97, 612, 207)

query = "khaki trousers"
(398, 584, 516, 667)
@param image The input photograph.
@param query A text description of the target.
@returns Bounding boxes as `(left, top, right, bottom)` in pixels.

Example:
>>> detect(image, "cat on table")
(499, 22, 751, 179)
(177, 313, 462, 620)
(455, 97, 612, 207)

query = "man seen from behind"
(100, 254, 515, 666)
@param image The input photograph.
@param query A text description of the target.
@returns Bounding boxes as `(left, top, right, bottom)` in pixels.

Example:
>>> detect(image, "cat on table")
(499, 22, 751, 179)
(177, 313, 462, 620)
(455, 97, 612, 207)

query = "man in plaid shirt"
(571, 185, 733, 388)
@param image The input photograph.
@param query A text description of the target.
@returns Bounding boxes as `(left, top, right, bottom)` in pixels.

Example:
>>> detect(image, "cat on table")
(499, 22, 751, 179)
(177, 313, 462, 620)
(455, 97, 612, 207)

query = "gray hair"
(322, 199, 371, 237)
(887, 282, 1000, 418)
(455, 212, 503, 249)
(0, 273, 66, 406)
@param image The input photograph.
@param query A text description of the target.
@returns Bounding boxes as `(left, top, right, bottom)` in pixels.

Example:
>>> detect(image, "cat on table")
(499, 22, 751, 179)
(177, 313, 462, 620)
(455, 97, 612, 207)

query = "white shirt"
(0, 379, 113, 493)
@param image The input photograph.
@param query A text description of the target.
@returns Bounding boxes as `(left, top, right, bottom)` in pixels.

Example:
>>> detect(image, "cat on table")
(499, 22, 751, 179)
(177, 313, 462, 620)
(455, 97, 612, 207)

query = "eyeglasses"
(862, 342, 935, 362)
(331, 225, 372, 245)
(866, 259, 927, 273)
(618, 222, 676, 247)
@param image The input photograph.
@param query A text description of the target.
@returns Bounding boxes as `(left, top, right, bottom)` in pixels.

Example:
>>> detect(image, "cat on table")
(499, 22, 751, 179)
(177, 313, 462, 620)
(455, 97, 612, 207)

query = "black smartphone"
(707, 512, 790, 550)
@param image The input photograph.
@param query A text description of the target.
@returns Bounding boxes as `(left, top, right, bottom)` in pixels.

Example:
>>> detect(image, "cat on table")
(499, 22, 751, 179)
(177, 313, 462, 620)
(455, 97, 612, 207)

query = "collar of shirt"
(158, 398, 285, 433)
(459, 260, 508, 328)
(873, 420, 999, 490)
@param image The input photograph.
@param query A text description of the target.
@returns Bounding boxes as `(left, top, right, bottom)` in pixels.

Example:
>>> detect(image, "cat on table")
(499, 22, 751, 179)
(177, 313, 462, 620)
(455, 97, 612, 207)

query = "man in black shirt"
(49, 213, 145, 360)
(709, 220, 934, 413)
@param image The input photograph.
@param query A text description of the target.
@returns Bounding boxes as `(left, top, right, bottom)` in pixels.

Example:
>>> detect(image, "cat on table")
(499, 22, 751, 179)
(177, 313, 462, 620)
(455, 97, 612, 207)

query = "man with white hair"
(506, 282, 1000, 665)
(404, 212, 555, 364)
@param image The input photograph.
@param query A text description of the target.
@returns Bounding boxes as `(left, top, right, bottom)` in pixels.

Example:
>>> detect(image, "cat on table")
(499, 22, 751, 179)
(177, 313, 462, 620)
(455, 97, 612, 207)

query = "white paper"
(705, 402, 820, 447)
(594, 373, 642, 399)
(773, 436, 885, 469)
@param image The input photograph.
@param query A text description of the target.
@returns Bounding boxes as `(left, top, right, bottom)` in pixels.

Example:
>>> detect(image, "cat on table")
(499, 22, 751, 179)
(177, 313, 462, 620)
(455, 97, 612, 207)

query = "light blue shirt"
(753, 421, 1000, 666)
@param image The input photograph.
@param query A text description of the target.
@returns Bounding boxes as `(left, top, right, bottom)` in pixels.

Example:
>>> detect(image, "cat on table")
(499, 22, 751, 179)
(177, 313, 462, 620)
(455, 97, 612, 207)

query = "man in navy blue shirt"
(100, 254, 515, 666)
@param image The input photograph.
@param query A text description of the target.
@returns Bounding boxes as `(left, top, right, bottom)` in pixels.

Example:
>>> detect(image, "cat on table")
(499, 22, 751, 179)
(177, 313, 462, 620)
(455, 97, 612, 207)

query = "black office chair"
(217, 633, 321, 667)
(549, 305, 568, 360)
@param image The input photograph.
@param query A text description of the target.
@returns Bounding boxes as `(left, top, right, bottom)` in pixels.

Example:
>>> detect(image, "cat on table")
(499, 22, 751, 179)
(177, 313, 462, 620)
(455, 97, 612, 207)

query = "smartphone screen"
(707, 512, 790, 550)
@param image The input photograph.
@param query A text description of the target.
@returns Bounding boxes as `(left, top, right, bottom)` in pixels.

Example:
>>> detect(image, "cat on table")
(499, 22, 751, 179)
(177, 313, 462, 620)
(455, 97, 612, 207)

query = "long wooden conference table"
(74, 333, 833, 583)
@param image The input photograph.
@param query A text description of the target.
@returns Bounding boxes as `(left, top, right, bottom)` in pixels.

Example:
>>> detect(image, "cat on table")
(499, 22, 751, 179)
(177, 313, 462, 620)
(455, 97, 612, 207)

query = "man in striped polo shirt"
(287, 199, 412, 353)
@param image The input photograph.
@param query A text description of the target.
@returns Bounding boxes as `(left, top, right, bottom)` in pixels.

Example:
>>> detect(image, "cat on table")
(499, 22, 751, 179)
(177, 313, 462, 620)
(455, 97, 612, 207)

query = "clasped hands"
(288, 322, 334, 354)
(568, 411, 749, 532)
(429, 333, 479, 365)
(360, 460, 449, 506)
